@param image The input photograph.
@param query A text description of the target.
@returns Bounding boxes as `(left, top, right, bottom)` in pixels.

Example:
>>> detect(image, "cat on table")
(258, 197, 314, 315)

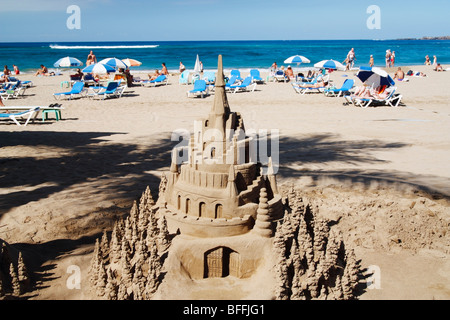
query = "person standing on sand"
(179, 61, 185, 73)
(391, 51, 396, 67)
(385, 50, 391, 68)
(86, 51, 97, 66)
(424, 55, 431, 65)
(369, 55, 374, 67)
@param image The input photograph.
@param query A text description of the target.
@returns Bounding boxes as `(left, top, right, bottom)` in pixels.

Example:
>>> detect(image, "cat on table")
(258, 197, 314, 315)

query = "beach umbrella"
(284, 55, 310, 65)
(193, 54, 201, 75)
(314, 59, 346, 71)
(82, 63, 115, 74)
(53, 56, 83, 68)
(98, 57, 128, 69)
(356, 67, 395, 87)
(122, 58, 142, 67)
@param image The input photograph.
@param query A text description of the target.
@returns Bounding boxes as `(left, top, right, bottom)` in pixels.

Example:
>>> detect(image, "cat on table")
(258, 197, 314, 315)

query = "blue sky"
(1, 0, 449, 42)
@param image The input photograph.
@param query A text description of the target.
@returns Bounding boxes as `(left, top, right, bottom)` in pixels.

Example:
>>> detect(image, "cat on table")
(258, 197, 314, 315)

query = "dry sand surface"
(0, 65, 449, 300)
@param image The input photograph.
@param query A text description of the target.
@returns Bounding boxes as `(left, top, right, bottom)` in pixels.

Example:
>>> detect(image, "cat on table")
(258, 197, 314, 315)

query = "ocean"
(1, 40, 449, 74)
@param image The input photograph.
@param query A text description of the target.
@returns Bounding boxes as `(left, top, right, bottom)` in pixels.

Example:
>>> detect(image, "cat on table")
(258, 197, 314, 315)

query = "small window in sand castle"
(186, 198, 191, 214)
(177, 195, 181, 210)
(205, 120, 209, 127)
(215, 204, 223, 219)
(199, 202, 206, 217)
(211, 147, 216, 158)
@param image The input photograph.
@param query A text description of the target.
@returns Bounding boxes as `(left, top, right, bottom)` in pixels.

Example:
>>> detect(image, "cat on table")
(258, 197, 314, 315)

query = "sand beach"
(0, 64, 449, 300)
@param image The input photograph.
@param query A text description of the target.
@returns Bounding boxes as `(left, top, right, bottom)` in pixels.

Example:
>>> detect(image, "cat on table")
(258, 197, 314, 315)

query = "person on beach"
(385, 50, 391, 68)
(179, 62, 185, 73)
(161, 63, 169, 75)
(424, 55, 431, 65)
(86, 51, 97, 66)
(285, 66, 294, 79)
(391, 51, 396, 67)
(3, 65, 11, 76)
(34, 65, 49, 76)
(13, 65, 20, 75)
(369, 55, 374, 67)
(0, 96, 4, 107)
(393, 67, 405, 81)
(345, 48, 356, 71)
(434, 63, 444, 72)
(148, 70, 161, 80)
(71, 68, 84, 80)
(432, 55, 437, 68)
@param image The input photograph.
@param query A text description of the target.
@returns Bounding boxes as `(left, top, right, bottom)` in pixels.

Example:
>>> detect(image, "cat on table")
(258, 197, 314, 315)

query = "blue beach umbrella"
(284, 55, 310, 65)
(98, 57, 128, 69)
(357, 67, 395, 87)
(53, 56, 83, 68)
(82, 63, 115, 74)
(314, 59, 346, 71)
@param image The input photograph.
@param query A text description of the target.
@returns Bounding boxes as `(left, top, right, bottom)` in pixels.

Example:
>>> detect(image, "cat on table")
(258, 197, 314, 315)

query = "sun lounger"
(227, 76, 257, 94)
(345, 87, 402, 108)
(0, 107, 40, 126)
(202, 71, 216, 84)
(250, 69, 264, 84)
(324, 79, 354, 97)
(187, 80, 209, 98)
(88, 81, 124, 100)
(274, 70, 288, 83)
(0, 104, 63, 122)
(53, 81, 86, 100)
(230, 70, 243, 81)
(0, 82, 26, 100)
(142, 75, 168, 87)
(179, 71, 190, 85)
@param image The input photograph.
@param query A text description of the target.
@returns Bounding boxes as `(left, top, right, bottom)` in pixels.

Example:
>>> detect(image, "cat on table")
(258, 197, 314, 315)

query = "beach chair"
(250, 69, 264, 84)
(0, 82, 26, 100)
(274, 70, 288, 83)
(202, 71, 216, 84)
(324, 79, 354, 97)
(350, 87, 402, 108)
(88, 81, 121, 100)
(187, 80, 209, 98)
(227, 76, 257, 94)
(230, 70, 243, 81)
(179, 70, 190, 85)
(292, 81, 328, 95)
(142, 75, 168, 87)
(225, 75, 240, 90)
(53, 81, 86, 100)
(0, 107, 40, 126)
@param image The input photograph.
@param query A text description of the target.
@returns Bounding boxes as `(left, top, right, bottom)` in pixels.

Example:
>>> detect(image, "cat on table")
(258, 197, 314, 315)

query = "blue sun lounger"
(324, 79, 354, 97)
(187, 80, 208, 98)
(0, 107, 40, 126)
(142, 75, 168, 87)
(53, 81, 86, 100)
(250, 69, 264, 83)
(227, 76, 257, 94)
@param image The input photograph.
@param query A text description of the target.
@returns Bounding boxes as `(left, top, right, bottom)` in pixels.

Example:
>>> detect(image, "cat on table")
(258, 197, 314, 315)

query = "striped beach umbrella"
(82, 63, 115, 74)
(98, 57, 128, 69)
(53, 56, 83, 68)
(284, 55, 310, 64)
(122, 58, 142, 67)
(357, 67, 395, 87)
(314, 59, 346, 71)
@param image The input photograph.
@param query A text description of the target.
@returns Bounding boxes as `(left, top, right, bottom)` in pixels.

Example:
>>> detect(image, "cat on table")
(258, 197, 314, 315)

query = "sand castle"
(89, 55, 361, 300)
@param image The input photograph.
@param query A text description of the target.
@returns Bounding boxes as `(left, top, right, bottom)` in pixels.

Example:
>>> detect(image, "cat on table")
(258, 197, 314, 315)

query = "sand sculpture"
(0, 238, 30, 299)
(89, 55, 360, 300)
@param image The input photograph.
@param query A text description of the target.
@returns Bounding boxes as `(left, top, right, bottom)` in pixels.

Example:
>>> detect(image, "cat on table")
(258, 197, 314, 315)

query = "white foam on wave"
(50, 44, 159, 50)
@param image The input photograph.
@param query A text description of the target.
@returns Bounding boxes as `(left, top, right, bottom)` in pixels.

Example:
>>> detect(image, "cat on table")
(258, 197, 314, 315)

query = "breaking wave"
(50, 44, 159, 50)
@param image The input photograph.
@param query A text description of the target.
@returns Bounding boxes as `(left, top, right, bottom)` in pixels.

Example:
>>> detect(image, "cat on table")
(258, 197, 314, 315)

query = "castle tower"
(162, 55, 283, 238)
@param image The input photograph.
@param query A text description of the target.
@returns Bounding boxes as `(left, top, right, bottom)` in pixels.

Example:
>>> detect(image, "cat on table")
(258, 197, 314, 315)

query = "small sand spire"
(210, 55, 231, 132)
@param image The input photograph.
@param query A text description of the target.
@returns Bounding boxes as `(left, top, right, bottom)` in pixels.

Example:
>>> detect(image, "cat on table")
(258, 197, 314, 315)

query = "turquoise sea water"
(1, 40, 449, 74)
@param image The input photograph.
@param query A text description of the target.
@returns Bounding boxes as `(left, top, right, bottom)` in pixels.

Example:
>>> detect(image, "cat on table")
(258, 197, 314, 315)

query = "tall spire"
(211, 55, 231, 120)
